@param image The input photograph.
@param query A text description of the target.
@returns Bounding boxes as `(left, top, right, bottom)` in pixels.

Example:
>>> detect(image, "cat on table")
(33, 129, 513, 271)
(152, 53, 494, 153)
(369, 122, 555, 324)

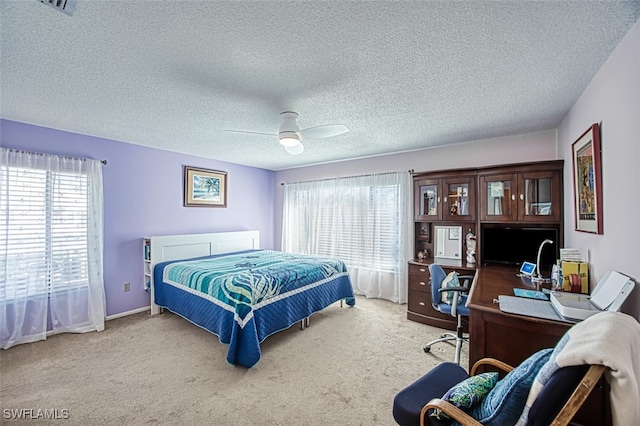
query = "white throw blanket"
(516, 311, 640, 426)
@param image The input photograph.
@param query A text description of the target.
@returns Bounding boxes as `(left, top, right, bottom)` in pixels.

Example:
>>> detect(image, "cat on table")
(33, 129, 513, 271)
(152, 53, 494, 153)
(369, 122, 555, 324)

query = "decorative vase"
(466, 229, 476, 264)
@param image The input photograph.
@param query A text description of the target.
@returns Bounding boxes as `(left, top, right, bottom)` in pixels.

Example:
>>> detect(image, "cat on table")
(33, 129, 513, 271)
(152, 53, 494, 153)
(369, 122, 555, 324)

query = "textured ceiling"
(1, 1, 639, 171)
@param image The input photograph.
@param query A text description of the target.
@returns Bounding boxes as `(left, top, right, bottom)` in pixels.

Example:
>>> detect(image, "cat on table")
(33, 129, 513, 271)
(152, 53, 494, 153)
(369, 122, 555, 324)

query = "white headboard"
(147, 230, 260, 315)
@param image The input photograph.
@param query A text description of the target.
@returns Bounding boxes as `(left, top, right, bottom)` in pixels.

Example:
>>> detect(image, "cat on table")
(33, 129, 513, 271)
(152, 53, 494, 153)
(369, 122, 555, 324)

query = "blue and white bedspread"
(154, 249, 355, 368)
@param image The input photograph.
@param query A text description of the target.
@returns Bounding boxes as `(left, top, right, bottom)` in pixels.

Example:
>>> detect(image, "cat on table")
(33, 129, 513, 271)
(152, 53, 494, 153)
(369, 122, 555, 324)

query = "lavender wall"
(273, 130, 558, 250)
(0, 119, 275, 317)
(558, 19, 640, 319)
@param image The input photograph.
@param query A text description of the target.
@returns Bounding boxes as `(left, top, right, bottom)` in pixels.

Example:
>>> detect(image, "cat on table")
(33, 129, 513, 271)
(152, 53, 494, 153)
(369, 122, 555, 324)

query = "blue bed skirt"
(154, 250, 355, 367)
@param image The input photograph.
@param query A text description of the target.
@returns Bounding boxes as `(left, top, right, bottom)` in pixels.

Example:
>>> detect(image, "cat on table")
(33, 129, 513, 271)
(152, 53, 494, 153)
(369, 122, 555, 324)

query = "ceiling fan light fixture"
(226, 111, 347, 157)
(279, 132, 300, 147)
(284, 143, 304, 155)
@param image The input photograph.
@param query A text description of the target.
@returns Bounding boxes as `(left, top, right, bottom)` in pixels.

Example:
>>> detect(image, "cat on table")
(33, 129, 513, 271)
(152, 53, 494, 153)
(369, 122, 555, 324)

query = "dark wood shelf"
(408, 160, 564, 330)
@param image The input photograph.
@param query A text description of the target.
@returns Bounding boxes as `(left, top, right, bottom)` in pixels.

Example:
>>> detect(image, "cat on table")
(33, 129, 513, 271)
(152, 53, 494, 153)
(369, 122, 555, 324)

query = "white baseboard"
(41, 307, 150, 336)
(106, 306, 150, 321)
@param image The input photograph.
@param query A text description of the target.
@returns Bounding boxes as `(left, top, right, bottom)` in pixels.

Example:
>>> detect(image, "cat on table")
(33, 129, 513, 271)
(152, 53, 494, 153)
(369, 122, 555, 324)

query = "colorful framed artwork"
(571, 123, 602, 234)
(183, 166, 227, 207)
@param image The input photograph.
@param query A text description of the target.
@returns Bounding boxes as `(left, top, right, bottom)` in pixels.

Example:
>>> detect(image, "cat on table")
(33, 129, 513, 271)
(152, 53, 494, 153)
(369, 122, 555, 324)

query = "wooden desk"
(467, 266, 611, 426)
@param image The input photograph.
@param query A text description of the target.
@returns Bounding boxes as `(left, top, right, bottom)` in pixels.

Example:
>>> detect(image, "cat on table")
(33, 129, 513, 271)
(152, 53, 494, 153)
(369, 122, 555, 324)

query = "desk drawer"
(408, 289, 434, 315)
(407, 262, 464, 330)
(408, 264, 430, 277)
(408, 289, 452, 318)
(409, 274, 430, 292)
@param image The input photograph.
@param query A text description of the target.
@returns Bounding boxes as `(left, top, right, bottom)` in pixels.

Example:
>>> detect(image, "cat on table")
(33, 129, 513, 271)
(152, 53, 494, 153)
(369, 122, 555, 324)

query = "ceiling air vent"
(38, 0, 77, 16)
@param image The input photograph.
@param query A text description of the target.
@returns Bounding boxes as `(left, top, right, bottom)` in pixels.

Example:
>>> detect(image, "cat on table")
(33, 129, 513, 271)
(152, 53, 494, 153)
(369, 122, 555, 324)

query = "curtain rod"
(280, 169, 412, 186)
(3, 148, 107, 165)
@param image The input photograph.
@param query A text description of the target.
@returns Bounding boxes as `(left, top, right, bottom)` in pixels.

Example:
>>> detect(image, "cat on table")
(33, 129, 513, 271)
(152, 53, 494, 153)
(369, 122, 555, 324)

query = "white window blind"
(0, 164, 89, 298)
(308, 184, 399, 271)
(282, 172, 412, 303)
(1, 148, 105, 349)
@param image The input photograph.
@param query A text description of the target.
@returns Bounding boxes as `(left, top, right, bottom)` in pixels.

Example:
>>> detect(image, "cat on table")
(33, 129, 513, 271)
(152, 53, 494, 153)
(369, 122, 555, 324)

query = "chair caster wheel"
(423, 346, 431, 353)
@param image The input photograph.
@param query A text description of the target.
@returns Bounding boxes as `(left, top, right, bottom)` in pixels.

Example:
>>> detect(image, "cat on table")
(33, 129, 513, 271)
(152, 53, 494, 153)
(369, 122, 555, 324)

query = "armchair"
(395, 310, 640, 425)
(393, 353, 605, 426)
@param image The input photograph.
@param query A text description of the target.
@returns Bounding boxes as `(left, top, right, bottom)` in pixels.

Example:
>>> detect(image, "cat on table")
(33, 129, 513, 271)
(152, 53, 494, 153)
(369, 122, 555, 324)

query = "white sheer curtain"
(282, 171, 412, 303)
(0, 149, 105, 349)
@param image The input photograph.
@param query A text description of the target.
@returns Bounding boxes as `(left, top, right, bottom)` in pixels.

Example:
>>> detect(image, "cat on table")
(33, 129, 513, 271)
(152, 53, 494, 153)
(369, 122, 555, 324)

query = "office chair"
(423, 264, 474, 365)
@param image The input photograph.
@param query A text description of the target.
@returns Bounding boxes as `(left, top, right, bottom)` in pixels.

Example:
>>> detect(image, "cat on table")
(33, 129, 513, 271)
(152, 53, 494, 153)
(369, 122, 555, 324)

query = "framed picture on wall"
(184, 166, 227, 207)
(571, 123, 603, 234)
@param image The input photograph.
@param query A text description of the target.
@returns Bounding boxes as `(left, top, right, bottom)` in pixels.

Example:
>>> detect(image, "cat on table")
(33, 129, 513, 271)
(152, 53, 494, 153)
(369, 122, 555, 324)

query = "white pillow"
(440, 271, 461, 304)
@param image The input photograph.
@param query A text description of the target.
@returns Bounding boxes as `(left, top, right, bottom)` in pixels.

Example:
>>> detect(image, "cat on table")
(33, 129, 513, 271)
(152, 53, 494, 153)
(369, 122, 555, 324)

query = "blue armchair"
(392, 352, 604, 425)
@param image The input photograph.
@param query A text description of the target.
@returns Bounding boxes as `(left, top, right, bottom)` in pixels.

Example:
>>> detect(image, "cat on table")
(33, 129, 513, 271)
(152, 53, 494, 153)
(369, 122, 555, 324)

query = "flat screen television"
(481, 226, 560, 269)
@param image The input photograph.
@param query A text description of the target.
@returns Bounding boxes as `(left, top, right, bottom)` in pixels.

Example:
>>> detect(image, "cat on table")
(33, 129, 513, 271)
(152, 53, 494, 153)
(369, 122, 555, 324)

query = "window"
(1, 148, 105, 349)
(288, 184, 399, 271)
(0, 165, 90, 298)
(283, 172, 412, 303)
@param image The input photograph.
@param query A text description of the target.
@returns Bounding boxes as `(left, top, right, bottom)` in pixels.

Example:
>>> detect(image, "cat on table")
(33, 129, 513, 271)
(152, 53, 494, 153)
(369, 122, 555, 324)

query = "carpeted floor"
(0, 296, 468, 425)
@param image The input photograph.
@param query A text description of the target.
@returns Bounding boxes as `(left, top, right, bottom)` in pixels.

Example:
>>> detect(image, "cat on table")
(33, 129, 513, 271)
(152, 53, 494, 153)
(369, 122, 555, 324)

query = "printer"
(550, 270, 635, 321)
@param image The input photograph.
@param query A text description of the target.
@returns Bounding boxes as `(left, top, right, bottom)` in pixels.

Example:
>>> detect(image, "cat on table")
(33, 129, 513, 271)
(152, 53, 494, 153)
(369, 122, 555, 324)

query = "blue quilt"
(154, 249, 355, 368)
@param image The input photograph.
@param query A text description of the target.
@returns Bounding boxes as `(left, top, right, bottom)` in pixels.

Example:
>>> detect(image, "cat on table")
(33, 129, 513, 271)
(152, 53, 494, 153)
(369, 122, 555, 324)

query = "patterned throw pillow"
(440, 271, 461, 304)
(431, 372, 499, 420)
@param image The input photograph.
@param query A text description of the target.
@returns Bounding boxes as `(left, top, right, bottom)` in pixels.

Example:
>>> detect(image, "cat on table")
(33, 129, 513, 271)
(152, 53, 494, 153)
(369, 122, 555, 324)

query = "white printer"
(550, 271, 635, 321)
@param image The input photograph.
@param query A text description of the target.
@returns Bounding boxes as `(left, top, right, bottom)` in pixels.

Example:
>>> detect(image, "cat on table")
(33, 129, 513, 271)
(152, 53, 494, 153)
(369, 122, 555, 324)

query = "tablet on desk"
(513, 288, 548, 300)
(519, 261, 536, 277)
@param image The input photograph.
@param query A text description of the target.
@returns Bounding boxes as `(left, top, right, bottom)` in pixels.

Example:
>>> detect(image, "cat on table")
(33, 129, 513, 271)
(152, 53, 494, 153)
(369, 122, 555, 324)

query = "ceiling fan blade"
(224, 130, 276, 137)
(300, 124, 349, 139)
(284, 143, 304, 155)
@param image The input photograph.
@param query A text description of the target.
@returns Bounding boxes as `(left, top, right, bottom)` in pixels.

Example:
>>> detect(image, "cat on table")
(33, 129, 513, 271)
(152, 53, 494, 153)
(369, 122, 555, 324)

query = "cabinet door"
(517, 171, 562, 222)
(442, 177, 476, 221)
(479, 174, 517, 222)
(414, 178, 442, 220)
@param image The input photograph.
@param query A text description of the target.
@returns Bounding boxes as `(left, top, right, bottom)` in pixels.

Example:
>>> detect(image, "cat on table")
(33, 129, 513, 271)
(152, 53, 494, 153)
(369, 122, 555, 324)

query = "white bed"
(147, 230, 260, 315)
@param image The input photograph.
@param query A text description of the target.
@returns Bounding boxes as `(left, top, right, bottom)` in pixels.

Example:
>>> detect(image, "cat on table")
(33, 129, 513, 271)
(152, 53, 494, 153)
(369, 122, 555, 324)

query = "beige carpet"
(0, 296, 468, 425)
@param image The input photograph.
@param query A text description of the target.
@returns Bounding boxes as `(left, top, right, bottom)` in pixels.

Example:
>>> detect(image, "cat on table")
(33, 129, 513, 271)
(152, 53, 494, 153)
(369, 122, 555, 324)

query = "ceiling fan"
(225, 111, 349, 155)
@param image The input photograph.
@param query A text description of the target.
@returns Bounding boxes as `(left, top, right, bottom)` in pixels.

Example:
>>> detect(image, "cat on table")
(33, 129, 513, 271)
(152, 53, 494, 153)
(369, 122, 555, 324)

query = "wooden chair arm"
(420, 398, 482, 426)
(470, 357, 515, 376)
(551, 365, 606, 426)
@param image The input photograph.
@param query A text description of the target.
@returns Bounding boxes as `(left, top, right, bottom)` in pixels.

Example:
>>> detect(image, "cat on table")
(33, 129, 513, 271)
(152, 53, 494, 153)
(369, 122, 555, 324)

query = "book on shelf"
(559, 261, 589, 294)
(559, 248, 582, 262)
(144, 239, 151, 261)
